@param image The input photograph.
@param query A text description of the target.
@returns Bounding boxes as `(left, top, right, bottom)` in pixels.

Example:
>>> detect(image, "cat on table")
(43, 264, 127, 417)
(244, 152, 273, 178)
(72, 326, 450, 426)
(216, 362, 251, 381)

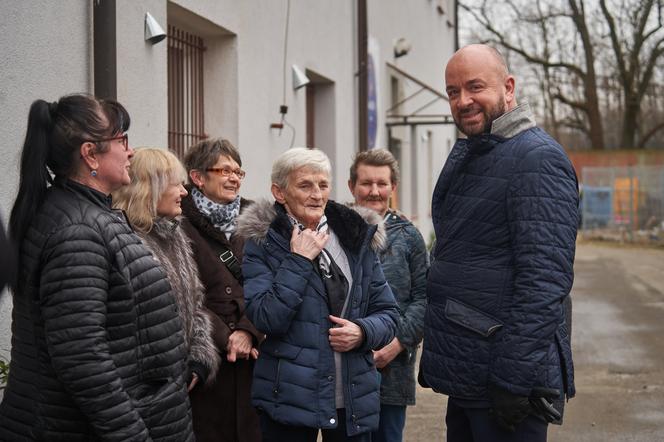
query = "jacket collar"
(236, 199, 386, 254)
(384, 209, 410, 228)
(490, 103, 536, 138)
(148, 217, 181, 239)
(57, 177, 113, 210)
(461, 103, 537, 155)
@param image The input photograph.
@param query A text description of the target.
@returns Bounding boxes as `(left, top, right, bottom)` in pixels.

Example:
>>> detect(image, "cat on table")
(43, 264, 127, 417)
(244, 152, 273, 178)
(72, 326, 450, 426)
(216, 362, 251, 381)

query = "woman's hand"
(187, 373, 199, 392)
(290, 227, 329, 261)
(328, 315, 364, 352)
(226, 330, 253, 362)
(372, 337, 405, 369)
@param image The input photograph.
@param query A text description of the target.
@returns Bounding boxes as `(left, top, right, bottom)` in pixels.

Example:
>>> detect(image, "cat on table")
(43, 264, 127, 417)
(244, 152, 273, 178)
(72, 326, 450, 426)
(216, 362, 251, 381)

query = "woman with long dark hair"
(0, 94, 193, 441)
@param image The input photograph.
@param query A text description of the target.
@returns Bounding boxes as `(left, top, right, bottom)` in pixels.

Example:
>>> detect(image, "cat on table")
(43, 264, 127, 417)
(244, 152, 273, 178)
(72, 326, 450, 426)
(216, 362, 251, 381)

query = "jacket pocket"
(555, 326, 575, 398)
(259, 339, 303, 399)
(444, 298, 503, 338)
(259, 339, 302, 360)
(130, 377, 180, 419)
(363, 351, 375, 367)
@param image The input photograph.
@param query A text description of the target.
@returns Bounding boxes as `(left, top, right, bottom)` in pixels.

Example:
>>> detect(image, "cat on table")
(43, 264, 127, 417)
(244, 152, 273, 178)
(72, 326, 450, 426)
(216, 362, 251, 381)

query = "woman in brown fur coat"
(113, 148, 220, 391)
(181, 138, 263, 442)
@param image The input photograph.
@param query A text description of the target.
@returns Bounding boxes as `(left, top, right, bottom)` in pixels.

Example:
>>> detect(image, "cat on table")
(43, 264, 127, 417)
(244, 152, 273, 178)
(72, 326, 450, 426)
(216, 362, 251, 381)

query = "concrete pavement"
(404, 242, 664, 441)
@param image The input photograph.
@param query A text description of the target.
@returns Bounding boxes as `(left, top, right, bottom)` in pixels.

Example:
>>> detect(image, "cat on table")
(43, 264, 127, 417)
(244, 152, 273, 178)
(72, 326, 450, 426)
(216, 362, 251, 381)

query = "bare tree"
(460, 0, 664, 149)
(600, 0, 664, 148)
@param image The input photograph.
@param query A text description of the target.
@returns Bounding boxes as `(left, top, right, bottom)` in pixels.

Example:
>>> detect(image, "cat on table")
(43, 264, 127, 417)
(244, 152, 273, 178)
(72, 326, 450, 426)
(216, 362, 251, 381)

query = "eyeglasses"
(206, 167, 246, 179)
(86, 134, 129, 151)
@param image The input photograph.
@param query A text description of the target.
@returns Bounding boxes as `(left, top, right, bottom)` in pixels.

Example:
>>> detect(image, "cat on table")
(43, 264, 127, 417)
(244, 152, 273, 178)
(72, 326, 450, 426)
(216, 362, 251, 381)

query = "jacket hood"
(236, 199, 386, 254)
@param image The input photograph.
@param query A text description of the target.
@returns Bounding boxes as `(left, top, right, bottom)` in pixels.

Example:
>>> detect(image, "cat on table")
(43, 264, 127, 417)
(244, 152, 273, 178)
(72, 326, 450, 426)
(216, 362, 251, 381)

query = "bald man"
(418, 44, 578, 441)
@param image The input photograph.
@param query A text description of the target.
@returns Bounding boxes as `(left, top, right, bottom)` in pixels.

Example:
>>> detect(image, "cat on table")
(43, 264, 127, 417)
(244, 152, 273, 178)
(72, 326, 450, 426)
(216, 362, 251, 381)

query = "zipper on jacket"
(274, 359, 282, 397)
(344, 355, 360, 433)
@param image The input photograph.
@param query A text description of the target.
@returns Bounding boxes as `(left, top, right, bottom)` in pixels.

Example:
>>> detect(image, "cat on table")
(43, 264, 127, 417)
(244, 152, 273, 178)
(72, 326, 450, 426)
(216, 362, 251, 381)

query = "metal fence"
(581, 166, 664, 244)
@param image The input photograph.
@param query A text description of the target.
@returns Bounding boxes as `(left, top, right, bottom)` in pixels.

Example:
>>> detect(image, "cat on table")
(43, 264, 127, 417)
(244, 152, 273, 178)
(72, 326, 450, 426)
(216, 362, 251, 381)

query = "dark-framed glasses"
(206, 167, 246, 179)
(86, 133, 129, 151)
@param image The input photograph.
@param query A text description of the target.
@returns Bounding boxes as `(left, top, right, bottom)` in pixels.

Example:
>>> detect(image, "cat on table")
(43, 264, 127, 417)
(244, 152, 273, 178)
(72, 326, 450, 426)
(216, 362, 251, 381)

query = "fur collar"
(149, 216, 181, 238)
(236, 199, 386, 254)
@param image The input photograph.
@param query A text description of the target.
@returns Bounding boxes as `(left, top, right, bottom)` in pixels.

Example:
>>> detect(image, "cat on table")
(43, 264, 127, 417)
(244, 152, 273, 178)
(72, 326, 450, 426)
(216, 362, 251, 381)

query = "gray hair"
(183, 138, 242, 183)
(271, 147, 332, 189)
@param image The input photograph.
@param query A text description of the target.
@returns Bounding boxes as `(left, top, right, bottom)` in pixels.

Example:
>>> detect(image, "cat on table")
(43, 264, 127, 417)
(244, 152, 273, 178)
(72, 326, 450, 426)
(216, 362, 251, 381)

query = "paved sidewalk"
(404, 242, 664, 441)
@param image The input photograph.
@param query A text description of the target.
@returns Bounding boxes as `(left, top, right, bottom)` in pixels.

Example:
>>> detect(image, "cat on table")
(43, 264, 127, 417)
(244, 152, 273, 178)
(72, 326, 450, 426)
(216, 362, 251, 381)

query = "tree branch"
(637, 40, 664, 100)
(638, 120, 664, 147)
(459, 1, 587, 76)
(599, 0, 628, 83)
(554, 91, 589, 112)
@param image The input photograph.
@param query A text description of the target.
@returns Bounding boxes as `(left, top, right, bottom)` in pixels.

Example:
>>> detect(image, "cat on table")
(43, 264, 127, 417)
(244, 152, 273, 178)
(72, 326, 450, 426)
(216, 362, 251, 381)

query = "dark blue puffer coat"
(419, 111, 578, 418)
(237, 200, 399, 436)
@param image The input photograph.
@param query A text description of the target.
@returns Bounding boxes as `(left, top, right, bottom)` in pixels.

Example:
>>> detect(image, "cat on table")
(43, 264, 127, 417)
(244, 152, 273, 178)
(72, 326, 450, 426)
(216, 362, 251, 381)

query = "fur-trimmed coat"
(236, 200, 399, 437)
(138, 218, 220, 384)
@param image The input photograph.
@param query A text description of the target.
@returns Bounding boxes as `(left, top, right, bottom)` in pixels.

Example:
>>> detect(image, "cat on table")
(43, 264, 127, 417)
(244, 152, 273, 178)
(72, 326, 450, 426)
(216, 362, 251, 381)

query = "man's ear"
(79, 141, 98, 170)
(504, 75, 516, 107)
(271, 183, 286, 204)
(189, 169, 204, 189)
(348, 179, 356, 198)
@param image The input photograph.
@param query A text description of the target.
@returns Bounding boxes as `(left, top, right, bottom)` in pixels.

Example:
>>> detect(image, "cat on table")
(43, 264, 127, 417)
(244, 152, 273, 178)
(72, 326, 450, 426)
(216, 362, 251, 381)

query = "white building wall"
(0, 0, 92, 213)
(0, 0, 92, 360)
(367, 0, 456, 240)
(116, 0, 170, 148)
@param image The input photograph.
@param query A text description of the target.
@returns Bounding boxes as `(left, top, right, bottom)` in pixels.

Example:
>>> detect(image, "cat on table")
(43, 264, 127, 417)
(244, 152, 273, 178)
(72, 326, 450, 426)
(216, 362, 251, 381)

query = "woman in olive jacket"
(181, 138, 263, 442)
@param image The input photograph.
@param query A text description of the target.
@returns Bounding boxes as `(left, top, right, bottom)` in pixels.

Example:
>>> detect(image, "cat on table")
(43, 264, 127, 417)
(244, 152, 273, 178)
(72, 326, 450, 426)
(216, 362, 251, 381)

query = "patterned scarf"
(191, 187, 241, 234)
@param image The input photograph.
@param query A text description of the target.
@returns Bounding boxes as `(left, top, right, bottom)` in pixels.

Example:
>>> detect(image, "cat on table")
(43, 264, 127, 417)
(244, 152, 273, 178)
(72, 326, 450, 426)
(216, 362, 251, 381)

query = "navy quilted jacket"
(237, 200, 398, 436)
(419, 106, 578, 416)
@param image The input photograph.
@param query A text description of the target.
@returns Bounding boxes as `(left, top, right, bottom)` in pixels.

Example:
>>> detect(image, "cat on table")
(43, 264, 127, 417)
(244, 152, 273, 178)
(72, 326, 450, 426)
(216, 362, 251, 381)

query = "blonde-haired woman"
(113, 148, 220, 391)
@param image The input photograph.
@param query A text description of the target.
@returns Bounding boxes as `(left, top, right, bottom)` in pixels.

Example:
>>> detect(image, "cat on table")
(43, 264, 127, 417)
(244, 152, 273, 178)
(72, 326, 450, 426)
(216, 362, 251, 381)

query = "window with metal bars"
(167, 25, 207, 158)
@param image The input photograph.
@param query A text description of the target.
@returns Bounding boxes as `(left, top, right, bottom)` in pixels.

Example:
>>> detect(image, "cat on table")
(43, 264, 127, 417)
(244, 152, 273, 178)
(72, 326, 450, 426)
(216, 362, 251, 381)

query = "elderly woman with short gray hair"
(237, 147, 399, 442)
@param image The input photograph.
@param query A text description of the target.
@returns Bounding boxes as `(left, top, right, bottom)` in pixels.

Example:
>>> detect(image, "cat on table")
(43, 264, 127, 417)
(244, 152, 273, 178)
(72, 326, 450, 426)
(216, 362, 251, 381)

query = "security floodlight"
(145, 12, 166, 44)
(292, 65, 311, 90)
(394, 38, 412, 58)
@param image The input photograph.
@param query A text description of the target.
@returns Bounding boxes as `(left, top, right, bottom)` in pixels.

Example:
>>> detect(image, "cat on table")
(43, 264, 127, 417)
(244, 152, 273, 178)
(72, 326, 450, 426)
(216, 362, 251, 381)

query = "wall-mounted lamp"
(145, 12, 166, 44)
(394, 37, 412, 58)
(292, 65, 311, 90)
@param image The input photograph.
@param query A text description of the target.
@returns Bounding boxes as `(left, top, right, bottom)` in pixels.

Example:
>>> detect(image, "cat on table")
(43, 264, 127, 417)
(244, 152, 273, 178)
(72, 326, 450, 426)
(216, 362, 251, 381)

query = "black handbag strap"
(208, 239, 244, 285)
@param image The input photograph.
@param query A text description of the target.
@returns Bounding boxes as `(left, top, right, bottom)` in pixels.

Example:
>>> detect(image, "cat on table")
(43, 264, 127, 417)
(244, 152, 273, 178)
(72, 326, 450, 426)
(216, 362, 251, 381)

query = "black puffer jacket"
(0, 179, 193, 441)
